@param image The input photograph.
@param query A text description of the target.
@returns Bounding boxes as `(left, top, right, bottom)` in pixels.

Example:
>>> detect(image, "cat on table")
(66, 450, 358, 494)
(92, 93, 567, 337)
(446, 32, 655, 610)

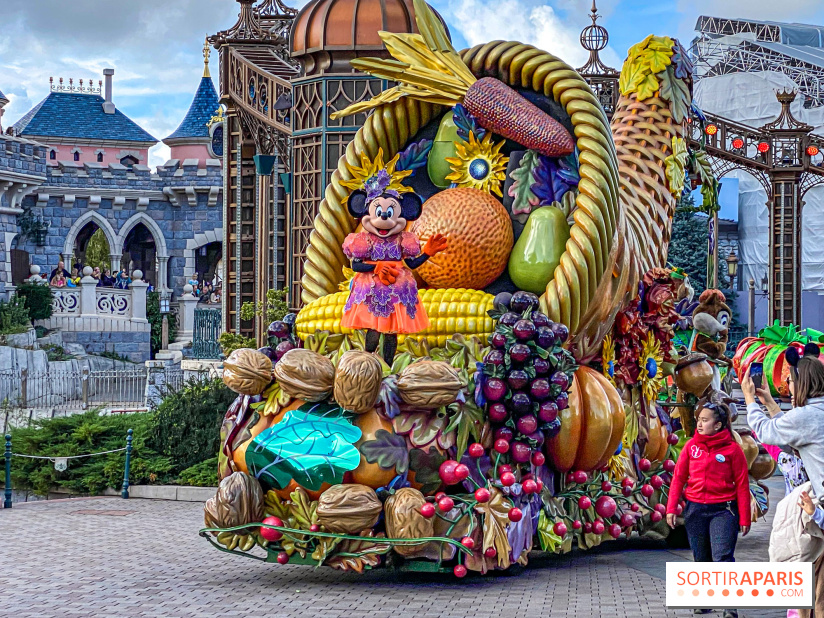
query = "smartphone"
(750, 362, 764, 390)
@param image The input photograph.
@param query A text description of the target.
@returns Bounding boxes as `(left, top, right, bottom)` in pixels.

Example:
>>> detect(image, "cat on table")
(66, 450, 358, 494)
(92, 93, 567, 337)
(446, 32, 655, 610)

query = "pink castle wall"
(45, 143, 150, 166)
(169, 143, 215, 165)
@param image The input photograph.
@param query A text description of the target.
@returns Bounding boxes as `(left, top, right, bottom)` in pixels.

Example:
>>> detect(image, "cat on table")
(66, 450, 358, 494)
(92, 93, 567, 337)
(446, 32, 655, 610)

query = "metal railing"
(3, 429, 133, 508)
(0, 367, 149, 414)
(193, 308, 222, 359)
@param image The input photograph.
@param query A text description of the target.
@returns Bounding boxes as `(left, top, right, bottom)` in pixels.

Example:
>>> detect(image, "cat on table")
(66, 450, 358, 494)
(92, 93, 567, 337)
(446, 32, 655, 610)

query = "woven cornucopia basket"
(299, 41, 623, 359)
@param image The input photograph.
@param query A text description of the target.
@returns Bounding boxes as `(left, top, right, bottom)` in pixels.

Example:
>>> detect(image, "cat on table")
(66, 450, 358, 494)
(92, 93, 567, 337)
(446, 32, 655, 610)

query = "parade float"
(200, 0, 775, 575)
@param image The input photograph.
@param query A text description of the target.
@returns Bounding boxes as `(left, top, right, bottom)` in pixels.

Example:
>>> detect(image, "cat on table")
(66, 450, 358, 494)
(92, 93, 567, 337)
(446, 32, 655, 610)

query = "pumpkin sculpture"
(547, 366, 626, 472)
(734, 323, 824, 398)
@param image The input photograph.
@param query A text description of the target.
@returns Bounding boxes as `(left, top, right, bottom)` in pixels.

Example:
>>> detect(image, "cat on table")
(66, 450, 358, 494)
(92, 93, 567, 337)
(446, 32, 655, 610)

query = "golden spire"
(202, 39, 211, 78)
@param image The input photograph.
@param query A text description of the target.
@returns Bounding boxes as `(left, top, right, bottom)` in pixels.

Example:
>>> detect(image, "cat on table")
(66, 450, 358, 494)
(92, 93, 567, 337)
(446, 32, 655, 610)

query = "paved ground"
(0, 477, 788, 618)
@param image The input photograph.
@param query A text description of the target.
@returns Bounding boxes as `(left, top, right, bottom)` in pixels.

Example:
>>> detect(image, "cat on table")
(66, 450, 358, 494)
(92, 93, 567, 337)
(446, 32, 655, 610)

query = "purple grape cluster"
(480, 291, 577, 465)
(258, 313, 299, 365)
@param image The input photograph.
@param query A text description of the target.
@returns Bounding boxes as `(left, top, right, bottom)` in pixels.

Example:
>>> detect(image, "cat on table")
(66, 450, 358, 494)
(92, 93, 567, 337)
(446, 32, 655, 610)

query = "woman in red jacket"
(666, 402, 751, 618)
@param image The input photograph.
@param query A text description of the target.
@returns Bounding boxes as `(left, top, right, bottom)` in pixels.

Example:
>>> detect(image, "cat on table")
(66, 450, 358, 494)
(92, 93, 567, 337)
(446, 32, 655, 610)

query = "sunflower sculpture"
(445, 132, 508, 197)
(602, 334, 616, 385)
(639, 333, 664, 402)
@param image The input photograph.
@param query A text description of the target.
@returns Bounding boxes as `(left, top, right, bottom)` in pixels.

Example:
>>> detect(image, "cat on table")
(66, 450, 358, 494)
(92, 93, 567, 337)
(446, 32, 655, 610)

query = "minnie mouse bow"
(785, 342, 821, 368)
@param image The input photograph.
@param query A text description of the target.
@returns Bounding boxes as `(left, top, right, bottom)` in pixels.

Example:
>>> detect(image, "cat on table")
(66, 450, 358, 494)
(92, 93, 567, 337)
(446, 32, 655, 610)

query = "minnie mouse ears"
(786, 342, 821, 367)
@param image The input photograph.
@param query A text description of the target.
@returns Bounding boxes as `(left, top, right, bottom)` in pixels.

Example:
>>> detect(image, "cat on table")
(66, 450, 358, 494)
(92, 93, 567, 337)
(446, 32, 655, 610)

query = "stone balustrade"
(34, 267, 148, 326)
(23, 266, 152, 361)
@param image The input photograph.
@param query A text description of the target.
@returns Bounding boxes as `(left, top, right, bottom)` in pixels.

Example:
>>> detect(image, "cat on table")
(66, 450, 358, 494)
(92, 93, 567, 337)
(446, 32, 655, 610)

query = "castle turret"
(163, 42, 221, 166)
(0, 87, 8, 131)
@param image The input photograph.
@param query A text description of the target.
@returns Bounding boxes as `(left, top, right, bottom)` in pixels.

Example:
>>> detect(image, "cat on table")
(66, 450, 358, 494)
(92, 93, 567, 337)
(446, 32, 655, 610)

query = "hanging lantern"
(757, 142, 770, 154)
(807, 145, 820, 157)
(731, 137, 744, 150)
(705, 124, 718, 136)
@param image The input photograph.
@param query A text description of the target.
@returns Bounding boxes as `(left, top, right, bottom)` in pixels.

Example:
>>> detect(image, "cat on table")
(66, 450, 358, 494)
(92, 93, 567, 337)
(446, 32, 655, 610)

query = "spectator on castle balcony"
(92, 267, 101, 281)
(115, 269, 131, 290)
(50, 272, 66, 287)
(188, 272, 200, 297)
(49, 260, 70, 282)
(98, 269, 114, 287)
(65, 268, 79, 288)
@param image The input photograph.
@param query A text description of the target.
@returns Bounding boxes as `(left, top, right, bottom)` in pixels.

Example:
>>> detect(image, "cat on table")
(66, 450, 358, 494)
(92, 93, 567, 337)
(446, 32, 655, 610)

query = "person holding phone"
(742, 342, 824, 618)
(666, 400, 751, 618)
(743, 343, 824, 498)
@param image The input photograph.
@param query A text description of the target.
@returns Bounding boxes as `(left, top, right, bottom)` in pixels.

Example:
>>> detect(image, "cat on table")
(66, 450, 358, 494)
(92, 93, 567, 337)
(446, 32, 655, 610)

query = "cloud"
(0, 0, 240, 168)
(445, 0, 622, 71)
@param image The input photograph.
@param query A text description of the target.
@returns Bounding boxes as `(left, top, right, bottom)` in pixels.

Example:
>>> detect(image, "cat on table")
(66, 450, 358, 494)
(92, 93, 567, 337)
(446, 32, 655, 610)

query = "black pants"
(684, 500, 739, 563)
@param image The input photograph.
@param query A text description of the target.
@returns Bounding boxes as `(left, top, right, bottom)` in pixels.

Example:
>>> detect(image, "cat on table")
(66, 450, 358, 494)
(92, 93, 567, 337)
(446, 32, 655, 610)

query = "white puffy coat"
(769, 482, 824, 563)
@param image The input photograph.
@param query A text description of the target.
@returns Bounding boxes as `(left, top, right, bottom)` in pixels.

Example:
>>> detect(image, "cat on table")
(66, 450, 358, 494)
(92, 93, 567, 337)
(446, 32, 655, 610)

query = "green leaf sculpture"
(408, 446, 448, 495)
(508, 150, 541, 221)
(246, 402, 362, 492)
(359, 429, 410, 475)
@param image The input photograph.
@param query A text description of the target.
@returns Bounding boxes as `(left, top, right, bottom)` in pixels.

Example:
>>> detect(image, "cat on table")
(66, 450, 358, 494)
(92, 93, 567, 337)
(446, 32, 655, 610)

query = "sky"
(2, 0, 824, 170)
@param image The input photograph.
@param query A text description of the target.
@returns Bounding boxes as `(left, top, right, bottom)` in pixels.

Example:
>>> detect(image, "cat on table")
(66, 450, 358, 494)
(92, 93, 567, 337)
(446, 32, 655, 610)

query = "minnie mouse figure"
(340, 150, 447, 365)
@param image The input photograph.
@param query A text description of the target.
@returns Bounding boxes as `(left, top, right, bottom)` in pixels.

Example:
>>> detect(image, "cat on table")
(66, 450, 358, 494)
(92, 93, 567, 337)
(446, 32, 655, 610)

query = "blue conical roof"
(165, 76, 219, 141)
(0, 88, 7, 105)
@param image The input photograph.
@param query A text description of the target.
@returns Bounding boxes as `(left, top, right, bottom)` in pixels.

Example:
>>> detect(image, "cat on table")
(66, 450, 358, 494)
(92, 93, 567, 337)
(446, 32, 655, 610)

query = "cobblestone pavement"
(0, 477, 788, 618)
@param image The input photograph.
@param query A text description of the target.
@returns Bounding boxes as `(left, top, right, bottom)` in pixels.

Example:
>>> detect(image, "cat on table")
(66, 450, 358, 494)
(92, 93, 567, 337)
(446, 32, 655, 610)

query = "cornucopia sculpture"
(202, 0, 765, 577)
(296, 0, 690, 364)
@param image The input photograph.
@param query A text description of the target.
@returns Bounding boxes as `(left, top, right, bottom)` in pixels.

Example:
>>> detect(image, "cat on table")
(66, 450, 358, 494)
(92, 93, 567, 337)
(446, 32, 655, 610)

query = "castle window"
(49, 150, 56, 160)
(73, 151, 80, 162)
(97, 152, 104, 163)
(120, 155, 138, 168)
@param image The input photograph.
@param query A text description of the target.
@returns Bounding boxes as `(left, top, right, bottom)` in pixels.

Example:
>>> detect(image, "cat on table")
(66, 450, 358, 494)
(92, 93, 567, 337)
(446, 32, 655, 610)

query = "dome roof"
(290, 0, 447, 57)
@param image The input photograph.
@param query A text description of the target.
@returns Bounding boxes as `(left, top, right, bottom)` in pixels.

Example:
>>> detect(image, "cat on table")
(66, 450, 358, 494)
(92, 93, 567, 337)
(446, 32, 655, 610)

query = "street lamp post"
(748, 278, 756, 337)
(726, 249, 739, 292)
(160, 290, 171, 351)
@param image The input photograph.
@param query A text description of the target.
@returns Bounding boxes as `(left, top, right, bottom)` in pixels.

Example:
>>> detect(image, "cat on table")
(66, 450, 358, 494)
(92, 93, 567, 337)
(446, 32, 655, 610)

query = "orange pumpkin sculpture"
(351, 410, 399, 489)
(546, 366, 626, 472)
(643, 410, 668, 462)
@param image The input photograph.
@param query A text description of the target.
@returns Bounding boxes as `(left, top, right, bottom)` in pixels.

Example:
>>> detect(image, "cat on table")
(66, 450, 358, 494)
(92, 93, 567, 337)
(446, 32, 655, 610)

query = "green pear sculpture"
(508, 206, 570, 295)
(427, 114, 460, 188)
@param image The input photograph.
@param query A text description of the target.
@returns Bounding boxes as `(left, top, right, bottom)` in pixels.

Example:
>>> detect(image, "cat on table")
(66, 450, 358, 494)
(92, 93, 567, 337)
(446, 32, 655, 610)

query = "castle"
(0, 47, 223, 299)
(0, 46, 225, 361)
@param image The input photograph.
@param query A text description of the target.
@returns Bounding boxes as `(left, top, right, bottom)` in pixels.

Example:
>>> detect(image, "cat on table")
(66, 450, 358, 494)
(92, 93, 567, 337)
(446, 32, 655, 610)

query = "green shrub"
(148, 378, 235, 472)
(15, 282, 53, 321)
(4, 380, 236, 496)
(84, 228, 111, 271)
(240, 286, 289, 324)
(219, 331, 256, 356)
(99, 350, 132, 363)
(148, 291, 178, 356)
(175, 457, 219, 487)
(0, 295, 30, 335)
(6, 410, 173, 496)
(42, 343, 74, 362)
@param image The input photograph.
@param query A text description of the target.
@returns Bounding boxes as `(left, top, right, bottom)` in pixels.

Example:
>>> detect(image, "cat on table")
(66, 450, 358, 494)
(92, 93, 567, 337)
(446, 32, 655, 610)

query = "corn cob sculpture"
(296, 288, 496, 348)
(298, 0, 693, 358)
